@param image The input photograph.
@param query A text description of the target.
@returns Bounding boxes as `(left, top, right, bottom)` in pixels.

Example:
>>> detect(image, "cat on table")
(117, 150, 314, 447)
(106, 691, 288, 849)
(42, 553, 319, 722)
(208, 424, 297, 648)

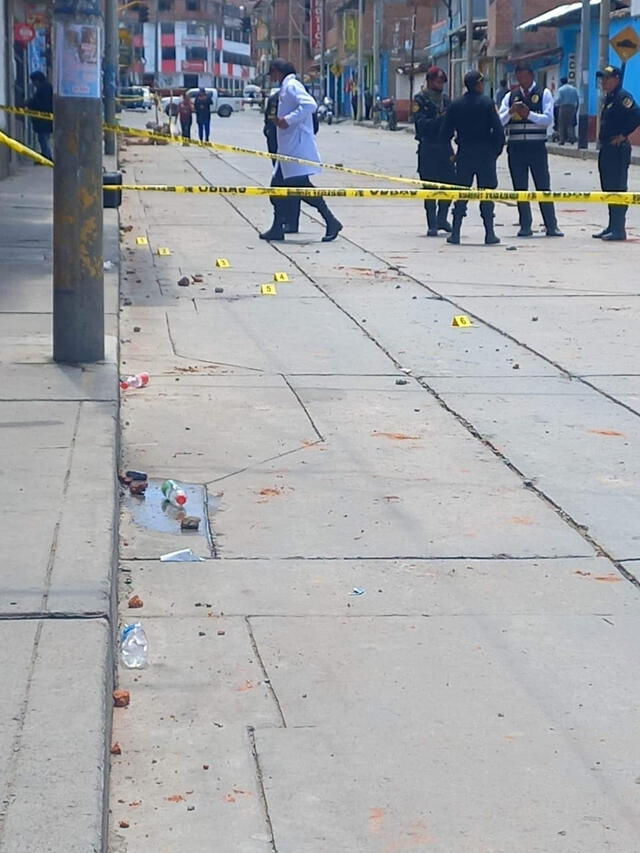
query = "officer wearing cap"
(593, 65, 640, 241)
(413, 66, 455, 235)
(440, 70, 505, 245)
(498, 63, 564, 237)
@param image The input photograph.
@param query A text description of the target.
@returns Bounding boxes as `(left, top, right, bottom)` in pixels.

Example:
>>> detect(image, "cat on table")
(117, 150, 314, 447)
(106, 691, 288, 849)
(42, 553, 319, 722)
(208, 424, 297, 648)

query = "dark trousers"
(452, 146, 498, 221)
(36, 131, 52, 161)
(418, 141, 456, 226)
(557, 104, 577, 144)
(598, 142, 631, 235)
(270, 165, 334, 228)
(507, 142, 558, 230)
(197, 118, 210, 142)
(180, 120, 191, 139)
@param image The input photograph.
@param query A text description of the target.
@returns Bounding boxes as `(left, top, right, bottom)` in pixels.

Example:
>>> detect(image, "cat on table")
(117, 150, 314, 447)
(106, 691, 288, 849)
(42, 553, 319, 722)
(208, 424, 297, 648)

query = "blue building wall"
(558, 17, 640, 115)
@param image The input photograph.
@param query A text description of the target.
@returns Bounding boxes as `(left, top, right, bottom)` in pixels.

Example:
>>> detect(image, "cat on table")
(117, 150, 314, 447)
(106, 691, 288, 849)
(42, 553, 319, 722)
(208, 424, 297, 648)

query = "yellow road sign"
(610, 26, 640, 62)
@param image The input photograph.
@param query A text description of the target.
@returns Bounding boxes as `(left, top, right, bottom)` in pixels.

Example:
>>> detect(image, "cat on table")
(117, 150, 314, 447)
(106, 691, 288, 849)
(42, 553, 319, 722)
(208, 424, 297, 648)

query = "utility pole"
(465, 0, 473, 70)
(356, 0, 364, 119)
(577, 0, 590, 149)
(104, 0, 117, 154)
(597, 0, 610, 138)
(372, 0, 381, 99)
(53, 0, 105, 362)
(409, 5, 417, 106)
(320, 0, 326, 97)
(288, 0, 293, 63)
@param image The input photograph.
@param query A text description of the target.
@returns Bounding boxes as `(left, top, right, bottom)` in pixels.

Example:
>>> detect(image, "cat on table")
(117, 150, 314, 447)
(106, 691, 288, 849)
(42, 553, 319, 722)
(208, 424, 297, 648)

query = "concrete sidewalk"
(0, 166, 119, 852)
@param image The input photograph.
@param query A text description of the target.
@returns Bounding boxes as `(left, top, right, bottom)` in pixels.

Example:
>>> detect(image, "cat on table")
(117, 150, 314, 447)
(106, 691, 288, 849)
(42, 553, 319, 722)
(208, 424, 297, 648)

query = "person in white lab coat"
(259, 59, 343, 242)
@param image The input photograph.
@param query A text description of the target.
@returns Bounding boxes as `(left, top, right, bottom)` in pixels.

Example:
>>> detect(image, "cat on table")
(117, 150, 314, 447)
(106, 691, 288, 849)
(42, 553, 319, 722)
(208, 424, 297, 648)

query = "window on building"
(161, 46, 176, 60)
(186, 0, 200, 10)
(186, 46, 208, 61)
(186, 22, 207, 35)
(158, 0, 173, 9)
(183, 73, 199, 87)
(160, 21, 174, 33)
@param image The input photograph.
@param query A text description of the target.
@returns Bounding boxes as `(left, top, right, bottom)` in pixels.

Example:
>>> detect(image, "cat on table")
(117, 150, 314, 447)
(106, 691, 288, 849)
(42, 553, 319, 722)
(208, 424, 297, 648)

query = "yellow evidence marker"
(135, 236, 148, 245)
(261, 284, 278, 295)
(273, 272, 290, 282)
(157, 247, 172, 256)
(452, 315, 474, 328)
(216, 258, 231, 268)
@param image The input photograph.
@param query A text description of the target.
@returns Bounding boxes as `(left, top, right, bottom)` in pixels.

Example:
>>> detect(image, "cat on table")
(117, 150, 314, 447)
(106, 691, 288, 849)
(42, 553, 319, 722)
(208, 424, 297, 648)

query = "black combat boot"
(425, 201, 438, 236)
(446, 213, 463, 245)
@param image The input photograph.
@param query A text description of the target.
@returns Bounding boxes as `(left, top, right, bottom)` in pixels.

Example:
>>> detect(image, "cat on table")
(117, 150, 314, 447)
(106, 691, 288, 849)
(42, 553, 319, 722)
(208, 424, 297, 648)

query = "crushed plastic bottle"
(161, 478, 187, 507)
(120, 372, 150, 390)
(120, 623, 148, 669)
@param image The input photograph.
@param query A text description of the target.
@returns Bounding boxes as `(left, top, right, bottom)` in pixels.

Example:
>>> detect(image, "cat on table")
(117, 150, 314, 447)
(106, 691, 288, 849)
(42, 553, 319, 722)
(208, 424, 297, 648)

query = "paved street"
(110, 109, 640, 852)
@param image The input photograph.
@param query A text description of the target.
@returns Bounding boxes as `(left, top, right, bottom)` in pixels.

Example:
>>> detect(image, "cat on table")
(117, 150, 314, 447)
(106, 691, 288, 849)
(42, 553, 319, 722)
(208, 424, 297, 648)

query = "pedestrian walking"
(494, 78, 508, 107)
(440, 70, 504, 246)
(27, 71, 53, 161)
(259, 59, 342, 244)
(193, 87, 213, 141)
(593, 65, 640, 242)
(263, 87, 301, 234)
(178, 93, 193, 140)
(498, 63, 564, 237)
(554, 77, 579, 144)
(413, 66, 455, 235)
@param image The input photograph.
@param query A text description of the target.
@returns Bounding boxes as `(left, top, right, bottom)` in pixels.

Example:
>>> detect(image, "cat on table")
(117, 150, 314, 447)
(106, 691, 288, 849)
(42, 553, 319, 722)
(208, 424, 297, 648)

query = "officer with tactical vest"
(498, 63, 564, 238)
(593, 65, 640, 241)
(413, 66, 455, 235)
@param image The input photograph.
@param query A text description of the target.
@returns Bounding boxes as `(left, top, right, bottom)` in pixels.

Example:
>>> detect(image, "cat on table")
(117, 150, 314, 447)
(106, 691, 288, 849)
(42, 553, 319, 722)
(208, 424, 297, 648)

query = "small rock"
(113, 690, 130, 708)
(506, 246, 517, 251)
(187, 805, 195, 811)
(111, 742, 122, 755)
(512, 363, 520, 370)
(198, 631, 206, 637)
(192, 274, 204, 283)
(203, 764, 210, 770)
(531, 316, 539, 322)
(119, 820, 130, 829)
(128, 594, 144, 609)
(215, 287, 224, 294)
(178, 276, 190, 287)
(217, 630, 226, 636)
(181, 515, 201, 530)
(395, 378, 409, 386)
(129, 480, 148, 496)
(123, 298, 132, 306)
(133, 326, 141, 332)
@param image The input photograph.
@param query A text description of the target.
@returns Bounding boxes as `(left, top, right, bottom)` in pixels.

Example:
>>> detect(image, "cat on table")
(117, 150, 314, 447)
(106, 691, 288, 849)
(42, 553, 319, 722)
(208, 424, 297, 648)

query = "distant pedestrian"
(178, 93, 193, 140)
(494, 78, 508, 107)
(440, 70, 504, 245)
(498, 63, 564, 237)
(259, 59, 342, 243)
(193, 87, 213, 141)
(263, 87, 301, 234)
(413, 66, 455, 235)
(554, 77, 579, 144)
(27, 71, 53, 161)
(364, 89, 373, 120)
(593, 65, 640, 241)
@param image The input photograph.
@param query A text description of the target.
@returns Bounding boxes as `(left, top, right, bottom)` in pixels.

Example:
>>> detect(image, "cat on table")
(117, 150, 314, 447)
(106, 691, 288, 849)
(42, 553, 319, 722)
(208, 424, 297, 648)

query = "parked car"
(186, 88, 243, 117)
(117, 86, 150, 110)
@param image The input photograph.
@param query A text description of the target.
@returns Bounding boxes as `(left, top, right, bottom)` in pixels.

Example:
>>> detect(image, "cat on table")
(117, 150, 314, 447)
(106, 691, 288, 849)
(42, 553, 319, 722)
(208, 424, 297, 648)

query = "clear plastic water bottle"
(120, 623, 148, 669)
(120, 372, 150, 390)
(161, 478, 187, 507)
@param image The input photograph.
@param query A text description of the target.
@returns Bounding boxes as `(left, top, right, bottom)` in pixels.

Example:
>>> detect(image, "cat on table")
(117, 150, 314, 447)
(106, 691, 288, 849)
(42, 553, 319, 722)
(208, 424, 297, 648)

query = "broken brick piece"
(111, 742, 122, 755)
(129, 480, 148, 496)
(128, 595, 144, 609)
(119, 820, 130, 829)
(180, 515, 201, 530)
(178, 276, 190, 287)
(113, 690, 130, 708)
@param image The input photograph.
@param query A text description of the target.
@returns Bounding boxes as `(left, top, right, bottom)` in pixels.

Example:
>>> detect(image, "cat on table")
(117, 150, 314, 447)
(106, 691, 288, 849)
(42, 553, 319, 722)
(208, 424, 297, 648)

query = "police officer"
(498, 63, 563, 237)
(593, 65, 640, 241)
(440, 70, 505, 245)
(413, 66, 455, 235)
(263, 88, 301, 234)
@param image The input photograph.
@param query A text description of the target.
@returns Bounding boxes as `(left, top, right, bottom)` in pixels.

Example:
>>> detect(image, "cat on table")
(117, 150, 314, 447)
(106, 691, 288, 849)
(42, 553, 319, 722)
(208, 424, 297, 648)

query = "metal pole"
(597, 0, 609, 139)
(320, 0, 326, 97)
(409, 5, 416, 105)
(577, 0, 590, 149)
(104, 0, 117, 154)
(372, 0, 381, 100)
(356, 0, 363, 119)
(288, 0, 293, 62)
(53, 0, 105, 363)
(465, 0, 473, 70)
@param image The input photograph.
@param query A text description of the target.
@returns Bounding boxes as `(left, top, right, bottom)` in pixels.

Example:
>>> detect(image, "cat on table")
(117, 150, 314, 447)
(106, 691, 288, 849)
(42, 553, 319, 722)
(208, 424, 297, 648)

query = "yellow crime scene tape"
(1, 105, 637, 205)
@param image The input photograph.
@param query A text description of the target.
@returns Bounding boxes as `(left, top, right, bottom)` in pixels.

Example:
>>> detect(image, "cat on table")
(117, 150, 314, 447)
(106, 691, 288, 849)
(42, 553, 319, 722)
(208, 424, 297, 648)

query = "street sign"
(610, 26, 640, 62)
(13, 22, 36, 45)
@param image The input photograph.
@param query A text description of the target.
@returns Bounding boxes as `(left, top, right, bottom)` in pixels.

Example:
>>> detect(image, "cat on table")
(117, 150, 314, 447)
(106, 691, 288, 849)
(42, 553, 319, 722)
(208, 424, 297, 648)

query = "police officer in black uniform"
(440, 70, 505, 245)
(413, 66, 455, 235)
(498, 63, 563, 237)
(593, 65, 640, 241)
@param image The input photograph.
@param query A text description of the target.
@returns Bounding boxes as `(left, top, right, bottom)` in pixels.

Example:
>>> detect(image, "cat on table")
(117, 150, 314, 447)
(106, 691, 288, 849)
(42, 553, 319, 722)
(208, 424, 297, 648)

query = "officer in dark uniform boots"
(593, 65, 640, 241)
(440, 70, 505, 246)
(498, 63, 564, 237)
(413, 66, 455, 235)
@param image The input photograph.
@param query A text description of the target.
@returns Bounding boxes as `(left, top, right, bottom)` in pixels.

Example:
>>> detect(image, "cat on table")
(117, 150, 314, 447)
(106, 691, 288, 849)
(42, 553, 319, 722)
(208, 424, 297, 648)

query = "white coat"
(276, 74, 321, 179)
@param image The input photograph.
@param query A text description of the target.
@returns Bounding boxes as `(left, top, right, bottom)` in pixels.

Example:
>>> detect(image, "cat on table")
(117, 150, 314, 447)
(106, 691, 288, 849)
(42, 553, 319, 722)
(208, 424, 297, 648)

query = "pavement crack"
(204, 440, 324, 485)
(281, 374, 324, 441)
(247, 726, 278, 853)
(245, 617, 287, 728)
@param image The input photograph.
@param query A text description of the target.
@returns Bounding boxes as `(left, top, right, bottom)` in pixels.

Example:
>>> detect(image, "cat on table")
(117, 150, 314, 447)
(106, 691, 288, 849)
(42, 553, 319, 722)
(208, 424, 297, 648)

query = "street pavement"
(110, 109, 640, 851)
(0, 165, 119, 851)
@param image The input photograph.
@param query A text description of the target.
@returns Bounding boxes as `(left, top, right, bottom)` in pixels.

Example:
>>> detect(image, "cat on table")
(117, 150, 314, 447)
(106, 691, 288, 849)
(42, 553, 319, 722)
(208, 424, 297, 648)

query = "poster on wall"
(55, 22, 101, 97)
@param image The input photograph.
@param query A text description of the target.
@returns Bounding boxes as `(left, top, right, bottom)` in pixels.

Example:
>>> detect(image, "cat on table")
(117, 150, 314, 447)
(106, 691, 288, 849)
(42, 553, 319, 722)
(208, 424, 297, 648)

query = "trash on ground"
(128, 594, 144, 608)
(160, 548, 204, 562)
(103, 260, 114, 270)
(111, 742, 122, 755)
(192, 274, 204, 283)
(113, 689, 131, 707)
(133, 326, 141, 332)
(351, 587, 365, 596)
(119, 820, 130, 829)
(126, 470, 148, 481)
(162, 478, 187, 507)
(178, 276, 190, 287)
(120, 372, 150, 390)
(120, 623, 148, 669)
(506, 246, 517, 251)
(129, 480, 148, 496)
(512, 363, 520, 370)
(395, 378, 409, 385)
(181, 515, 201, 530)
(215, 287, 224, 293)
